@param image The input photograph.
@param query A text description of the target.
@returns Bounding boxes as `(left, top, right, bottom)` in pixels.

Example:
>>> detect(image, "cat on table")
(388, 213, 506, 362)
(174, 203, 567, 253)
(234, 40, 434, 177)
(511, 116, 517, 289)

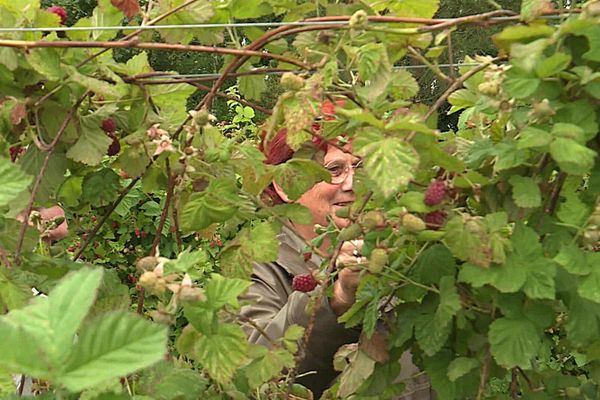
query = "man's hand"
(39, 206, 68, 242)
(330, 240, 363, 316)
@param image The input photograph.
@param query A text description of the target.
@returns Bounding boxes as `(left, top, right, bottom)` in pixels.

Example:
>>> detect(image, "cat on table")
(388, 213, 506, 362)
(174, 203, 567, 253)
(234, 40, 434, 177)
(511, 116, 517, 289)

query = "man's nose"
(340, 168, 354, 191)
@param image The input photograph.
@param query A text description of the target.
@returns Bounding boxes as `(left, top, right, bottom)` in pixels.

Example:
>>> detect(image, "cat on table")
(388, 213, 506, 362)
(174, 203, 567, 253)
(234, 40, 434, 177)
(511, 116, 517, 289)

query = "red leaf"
(111, 0, 140, 18)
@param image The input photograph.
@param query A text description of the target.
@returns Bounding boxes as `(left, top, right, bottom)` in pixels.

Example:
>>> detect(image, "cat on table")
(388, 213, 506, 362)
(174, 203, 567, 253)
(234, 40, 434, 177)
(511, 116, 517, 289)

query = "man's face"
(298, 144, 359, 229)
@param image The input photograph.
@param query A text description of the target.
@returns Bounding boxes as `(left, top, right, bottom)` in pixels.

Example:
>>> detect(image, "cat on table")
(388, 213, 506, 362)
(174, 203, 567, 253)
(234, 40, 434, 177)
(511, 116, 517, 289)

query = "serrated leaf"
(517, 126, 552, 149)
(535, 52, 571, 78)
(435, 276, 461, 327)
(26, 48, 62, 81)
(82, 168, 121, 208)
(164, 249, 210, 281)
(447, 89, 477, 114)
(415, 313, 451, 356)
(521, 0, 552, 21)
(566, 294, 600, 346)
(247, 221, 279, 263)
(549, 138, 596, 176)
(557, 193, 590, 227)
(0, 157, 32, 207)
(193, 323, 247, 383)
(553, 243, 590, 275)
(244, 348, 294, 389)
(337, 349, 376, 398)
(489, 317, 541, 368)
(66, 121, 113, 166)
(0, 269, 30, 311)
(204, 274, 251, 310)
(509, 176, 541, 208)
(59, 312, 167, 391)
(180, 180, 239, 232)
(355, 135, 419, 198)
(503, 68, 540, 99)
(390, 69, 419, 100)
(447, 357, 478, 382)
(137, 363, 208, 400)
(270, 203, 312, 224)
(238, 74, 266, 101)
(273, 159, 331, 201)
(148, 84, 195, 127)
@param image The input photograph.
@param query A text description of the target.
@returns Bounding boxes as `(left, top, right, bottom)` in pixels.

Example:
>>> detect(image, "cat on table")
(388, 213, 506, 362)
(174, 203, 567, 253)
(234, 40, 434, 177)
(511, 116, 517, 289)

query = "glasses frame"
(325, 159, 363, 184)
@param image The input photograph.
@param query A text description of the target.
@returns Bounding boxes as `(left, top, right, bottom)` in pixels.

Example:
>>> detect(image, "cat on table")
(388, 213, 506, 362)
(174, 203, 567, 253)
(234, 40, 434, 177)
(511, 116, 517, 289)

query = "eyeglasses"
(324, 159, 363, 184)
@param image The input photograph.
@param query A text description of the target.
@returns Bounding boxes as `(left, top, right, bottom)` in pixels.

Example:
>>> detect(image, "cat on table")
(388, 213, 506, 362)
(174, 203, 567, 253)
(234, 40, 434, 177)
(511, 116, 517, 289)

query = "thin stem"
(446, 31, 456, 80)
(188, 82, 272, 115)
(171, 207, 183, 253)
(408, 46, 451, 83)
(149, 166, 176, 257)
(14, 91, 90, 265)
(73, 177, 141, 261)
(0, 245, 12, 269)
(545, 172, 566, 215)
(234, 313, 278, 348)
(476, 346, 491, 400)
(511, 367, 519, 399)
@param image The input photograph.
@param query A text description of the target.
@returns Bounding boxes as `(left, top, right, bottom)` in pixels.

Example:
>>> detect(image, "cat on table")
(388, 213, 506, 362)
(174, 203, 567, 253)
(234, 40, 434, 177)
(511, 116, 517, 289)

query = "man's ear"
(273, 182, 291, 203)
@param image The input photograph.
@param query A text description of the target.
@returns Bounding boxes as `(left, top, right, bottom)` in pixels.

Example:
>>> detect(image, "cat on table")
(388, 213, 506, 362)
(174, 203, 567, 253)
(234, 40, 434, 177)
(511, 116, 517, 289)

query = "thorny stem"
(73, 177, 141, 262)
(0, 40, 311, 69)
(14, 91, 90, 265)
(285, 191, 373, 399)
(545, 172, 566, 215)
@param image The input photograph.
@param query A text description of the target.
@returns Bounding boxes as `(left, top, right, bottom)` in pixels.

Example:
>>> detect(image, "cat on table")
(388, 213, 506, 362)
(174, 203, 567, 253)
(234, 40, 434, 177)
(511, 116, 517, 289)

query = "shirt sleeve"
(239, 262, 360, 395)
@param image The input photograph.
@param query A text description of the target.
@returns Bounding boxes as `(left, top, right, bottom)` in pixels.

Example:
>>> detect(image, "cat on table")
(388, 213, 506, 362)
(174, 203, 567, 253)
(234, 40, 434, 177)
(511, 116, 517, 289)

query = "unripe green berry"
(402, 214, 426, 233)
(478, 81, 499, 96)
(338, 223, 363, 241)
(361, 210, 386, 231)
(368, 248, 388, 274)
(349, 10, 368, 30)
(280, 72, 305, 91)
(136, 256, 158, 272)
(335, 206, 351, 219)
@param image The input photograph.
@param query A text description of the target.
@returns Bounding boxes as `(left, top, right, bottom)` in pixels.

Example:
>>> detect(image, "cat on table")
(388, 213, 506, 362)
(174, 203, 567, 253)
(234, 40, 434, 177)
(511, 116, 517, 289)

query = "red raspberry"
(91, 215, 97, 223)
(101, 118, 117, 133)
(424, 180, 446, 206)
(424, 211, 447, 230)
(82, 233, 88, 241)
(140, 231, 148, 239)
(46, 5, 67, 25)
(292, 273, 318, 292)
(107, 136, 120, 156)
(111, 221, 119, 229)
(9, 146, 22, 162)
(67, 246, 75, 252)
(134, 228, 141, 238)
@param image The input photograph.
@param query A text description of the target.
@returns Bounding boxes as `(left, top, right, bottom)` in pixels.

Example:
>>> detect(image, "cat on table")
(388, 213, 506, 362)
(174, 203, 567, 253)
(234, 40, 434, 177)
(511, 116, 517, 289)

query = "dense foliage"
(0, 0, 599, 399)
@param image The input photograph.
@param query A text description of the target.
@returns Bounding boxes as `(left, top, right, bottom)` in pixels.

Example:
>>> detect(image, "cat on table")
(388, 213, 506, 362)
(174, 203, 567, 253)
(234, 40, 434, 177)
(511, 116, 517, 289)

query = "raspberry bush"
(0, 0, 599, 399)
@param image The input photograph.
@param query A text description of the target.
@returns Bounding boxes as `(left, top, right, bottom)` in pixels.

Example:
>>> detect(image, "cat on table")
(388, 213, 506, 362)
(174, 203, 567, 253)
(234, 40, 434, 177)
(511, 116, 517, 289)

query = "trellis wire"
(135, 63, 484, 80)
(0, 13, 577, 33)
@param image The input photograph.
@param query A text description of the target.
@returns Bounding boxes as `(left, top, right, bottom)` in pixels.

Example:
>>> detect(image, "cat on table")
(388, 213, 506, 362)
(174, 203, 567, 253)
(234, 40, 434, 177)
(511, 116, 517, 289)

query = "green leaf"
(137, 363, 208, 400)
(59, 312, 167, 392)
(549, 138, 596, 176)
(0, 313, 50, 376)
(535, 52, 571, 78)
(238, 74, 266, 101)
(521, 0, 552, 21)
(489, 317, 541, 369)
(565, 294, 600, 346)
(509, 176, 541, 208)
(577, 256, 600, 304)
(355, 133, 419, 198)
(447, 357, 478, 382)
(82, 168, 121, 208)
(397, 192, 431, 213)
(92, 0, 123, 41)
(247, 221, 279, 263)
(48, 268, 104, 361)
(0, 269, 30, 311)
(204, 274, 251, 310)
(553, 243, 591, 275)
(193, 323, 248, 383)
(458, 262, 526, 293)
(117, 145, 152, 179)
(494, 24, 554, 50)
(271, 204, 312, 224)
(384, 0, 439, 18)
(503, 68, 540, 99)
(443, 216, 490, 268)
(164, 249, 210, 281)
(447, 89, 477, 114)
(26, 48, 62, 81)
(180, 180, 239, 232)
(557, 193, 590, 227)
(0, 157, 32, 208)
(435, 276, 461, 327)
(148, 84, 195, 127)
(66, 121, 113, 166)
(517, 126, 552, 149)
(20, 148, 68, 203)
(389, 69, 419, 100)
(412, 244, 457, 285)
(273, 159, 331, 201)
(243, 348, 294, 389)
(415, 313, 451, 356)
(337, 349, 376, 398)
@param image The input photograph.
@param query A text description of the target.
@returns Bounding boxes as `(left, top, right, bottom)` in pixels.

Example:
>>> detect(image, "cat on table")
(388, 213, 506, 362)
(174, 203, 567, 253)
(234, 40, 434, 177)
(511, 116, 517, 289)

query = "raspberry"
(424, 180, 446, 206)
(9, 146, 22, 162)
(368, 248, 388, 274)
(402, 214, 426, 233)
(46, 5, 67, 25)
(424, 211, 446, 230)
(338, 223, 363, 241)
(101, 118, 117, 133)
(280, 72, 305, 91)
(107, 136, 120, 156)
(292, 273, 318, 292)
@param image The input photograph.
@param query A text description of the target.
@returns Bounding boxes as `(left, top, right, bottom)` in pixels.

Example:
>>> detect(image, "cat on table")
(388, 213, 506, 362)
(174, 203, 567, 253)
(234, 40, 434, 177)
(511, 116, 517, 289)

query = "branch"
(0, 40, 311, 70)
(129, 67, 293, 83)
(73, 177, 140, 261)
(511, 368, 519, 399)
(235, 313, 278, 348)
(476, 346, 492, 400)
(544, 172, 566, 215)
(14, 91, 90, 264)
(408, 45, 451, 83)
(149, 168, 176, 257)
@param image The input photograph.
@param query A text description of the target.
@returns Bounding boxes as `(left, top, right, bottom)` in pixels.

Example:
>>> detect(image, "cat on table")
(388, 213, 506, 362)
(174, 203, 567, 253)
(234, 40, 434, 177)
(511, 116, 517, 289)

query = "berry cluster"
(101, 118, 121, 156)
